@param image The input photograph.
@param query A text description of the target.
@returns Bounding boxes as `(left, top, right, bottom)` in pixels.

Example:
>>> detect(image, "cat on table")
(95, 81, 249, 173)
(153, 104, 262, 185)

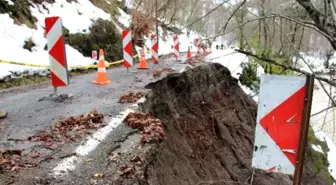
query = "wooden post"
(293, 74, 314, 185)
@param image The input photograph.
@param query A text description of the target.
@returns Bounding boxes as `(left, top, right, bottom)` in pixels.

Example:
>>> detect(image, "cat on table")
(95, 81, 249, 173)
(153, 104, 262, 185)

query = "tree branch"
(204, 14, 334, 43)
(234, 49, 336, 87)
(215, 0, 247, 39)
(181, 0, 230, 30)
(296, 0, 336, 49)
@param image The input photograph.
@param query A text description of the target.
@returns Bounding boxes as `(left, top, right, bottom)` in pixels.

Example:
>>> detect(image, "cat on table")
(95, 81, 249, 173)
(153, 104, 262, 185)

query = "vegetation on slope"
(0, 0, 37, 29)
(63, 19, 123, 62)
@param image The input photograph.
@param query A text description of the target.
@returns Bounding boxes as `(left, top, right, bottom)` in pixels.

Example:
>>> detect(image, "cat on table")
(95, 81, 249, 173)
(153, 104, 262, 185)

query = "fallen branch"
(311, 105, 336, 117)
(234, 49, 336, 87)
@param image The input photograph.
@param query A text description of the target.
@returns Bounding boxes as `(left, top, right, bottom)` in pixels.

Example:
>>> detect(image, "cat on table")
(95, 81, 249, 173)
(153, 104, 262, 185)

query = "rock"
(0, 110, 8, 119)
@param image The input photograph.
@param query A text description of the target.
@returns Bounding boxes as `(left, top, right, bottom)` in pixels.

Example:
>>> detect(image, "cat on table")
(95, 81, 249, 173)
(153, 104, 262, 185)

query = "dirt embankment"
(121, 63, 332, 185)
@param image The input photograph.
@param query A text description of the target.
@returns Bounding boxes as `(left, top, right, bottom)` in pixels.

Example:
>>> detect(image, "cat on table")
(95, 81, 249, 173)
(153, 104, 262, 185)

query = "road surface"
(0, 53, 192, 184)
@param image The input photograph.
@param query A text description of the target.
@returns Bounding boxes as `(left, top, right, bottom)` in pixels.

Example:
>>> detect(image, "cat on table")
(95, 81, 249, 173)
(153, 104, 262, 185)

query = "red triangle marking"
(122, 30, 129, 39)
(124, 60, 131, 68)
(45, 17, 59, 35)
(124, 42, 133, 56)
(50, 71, 67, 87)
(260, 86, 306, 166)
(152, 42, 158, 52)
(49, 37, 67, 68)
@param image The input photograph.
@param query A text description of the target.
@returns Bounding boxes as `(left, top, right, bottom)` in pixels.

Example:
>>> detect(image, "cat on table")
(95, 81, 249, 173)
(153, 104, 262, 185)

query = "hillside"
(0, 0, 204, 83)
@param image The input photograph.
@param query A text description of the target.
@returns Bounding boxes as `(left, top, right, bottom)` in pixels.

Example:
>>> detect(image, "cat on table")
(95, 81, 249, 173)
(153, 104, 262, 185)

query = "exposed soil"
(111, 63, 333, 185)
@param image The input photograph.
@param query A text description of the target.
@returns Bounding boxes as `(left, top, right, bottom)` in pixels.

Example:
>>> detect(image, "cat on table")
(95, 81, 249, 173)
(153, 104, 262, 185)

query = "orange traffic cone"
(93, 49, 110, 84)
(187, 47, 192, 60)
(138, 49, 149, 69)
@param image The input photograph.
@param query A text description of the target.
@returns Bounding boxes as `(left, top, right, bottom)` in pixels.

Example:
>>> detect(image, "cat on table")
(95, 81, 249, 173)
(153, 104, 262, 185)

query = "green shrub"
(23, 38, 36, 51)
(64, 19, 123, 62)
(239, 62, 260, 93)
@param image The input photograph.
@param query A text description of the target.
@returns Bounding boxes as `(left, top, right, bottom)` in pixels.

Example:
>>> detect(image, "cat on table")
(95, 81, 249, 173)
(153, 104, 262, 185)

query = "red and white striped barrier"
(45, 16, 69, 87)
(122, 30, 133, 68)
(151, 34, 158, 64)
(173, 35, 179, 60)
(252, 75, 307, 175)
(194, 38, 201, 54)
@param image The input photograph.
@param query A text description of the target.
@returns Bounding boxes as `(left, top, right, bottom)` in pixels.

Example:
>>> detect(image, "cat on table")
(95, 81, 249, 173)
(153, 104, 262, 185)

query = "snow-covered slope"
(0, 0, 111, 79)
(0, 0, 207, 80)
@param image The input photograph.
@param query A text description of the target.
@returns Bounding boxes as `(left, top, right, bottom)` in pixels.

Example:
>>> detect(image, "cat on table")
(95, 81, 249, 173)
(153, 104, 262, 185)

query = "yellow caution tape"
(0, 50, 150, 69)
(0, 60, 50, 68)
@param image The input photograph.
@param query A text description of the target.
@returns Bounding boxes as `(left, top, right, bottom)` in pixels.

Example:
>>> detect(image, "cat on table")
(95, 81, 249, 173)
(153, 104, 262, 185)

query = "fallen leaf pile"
(123, 112, 165, 144)
(13, 110, 105, 146)
(2, 110, 105, 173)
(119, 92, 146, 104)
(0, 149, 32, 172)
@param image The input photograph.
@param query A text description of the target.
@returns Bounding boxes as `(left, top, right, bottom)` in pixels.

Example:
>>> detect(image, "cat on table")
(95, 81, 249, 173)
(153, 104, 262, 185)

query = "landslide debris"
(110, 63, 332, 185)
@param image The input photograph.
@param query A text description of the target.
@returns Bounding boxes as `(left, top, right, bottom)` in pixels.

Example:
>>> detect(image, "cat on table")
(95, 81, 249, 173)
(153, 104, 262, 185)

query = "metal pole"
(53, 87, 58, 96)
(293, 74, 314, 185)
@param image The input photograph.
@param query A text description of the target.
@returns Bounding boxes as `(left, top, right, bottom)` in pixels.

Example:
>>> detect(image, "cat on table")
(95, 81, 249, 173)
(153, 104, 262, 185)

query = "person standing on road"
(0, 110, 8, 119)
(216, 45, 219, 50)
(220, 44, 224, 50)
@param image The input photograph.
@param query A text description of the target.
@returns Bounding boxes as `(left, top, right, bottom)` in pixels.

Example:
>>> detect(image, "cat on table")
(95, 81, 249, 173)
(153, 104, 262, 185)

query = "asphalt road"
(0, 53, 191, 184)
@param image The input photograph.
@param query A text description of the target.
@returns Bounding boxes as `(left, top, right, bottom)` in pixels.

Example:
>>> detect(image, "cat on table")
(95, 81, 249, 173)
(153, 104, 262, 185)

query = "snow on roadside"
(0, 0, 111, 80)
(205, 48, 248, 79)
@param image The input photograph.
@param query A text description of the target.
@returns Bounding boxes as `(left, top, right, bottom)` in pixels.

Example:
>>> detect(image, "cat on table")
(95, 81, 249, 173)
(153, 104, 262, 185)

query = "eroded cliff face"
(135, 63, 332, 185)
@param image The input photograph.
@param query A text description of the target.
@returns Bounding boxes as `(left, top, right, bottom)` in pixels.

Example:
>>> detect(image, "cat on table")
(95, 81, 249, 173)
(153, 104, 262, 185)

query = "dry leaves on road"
(123, 112, 165, 144)
(0, 149, 34, 172)
(28, 110, 105, 145)
(119, 92, 146, 104)
(2, 110, 105, 173)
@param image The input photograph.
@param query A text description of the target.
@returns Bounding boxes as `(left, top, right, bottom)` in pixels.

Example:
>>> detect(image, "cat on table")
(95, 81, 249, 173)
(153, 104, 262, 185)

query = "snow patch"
(312, 144, 324, 154)
(117, 7, 131, 28)
(31, 0, 111, 34)
(3, 0, 13, 5)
